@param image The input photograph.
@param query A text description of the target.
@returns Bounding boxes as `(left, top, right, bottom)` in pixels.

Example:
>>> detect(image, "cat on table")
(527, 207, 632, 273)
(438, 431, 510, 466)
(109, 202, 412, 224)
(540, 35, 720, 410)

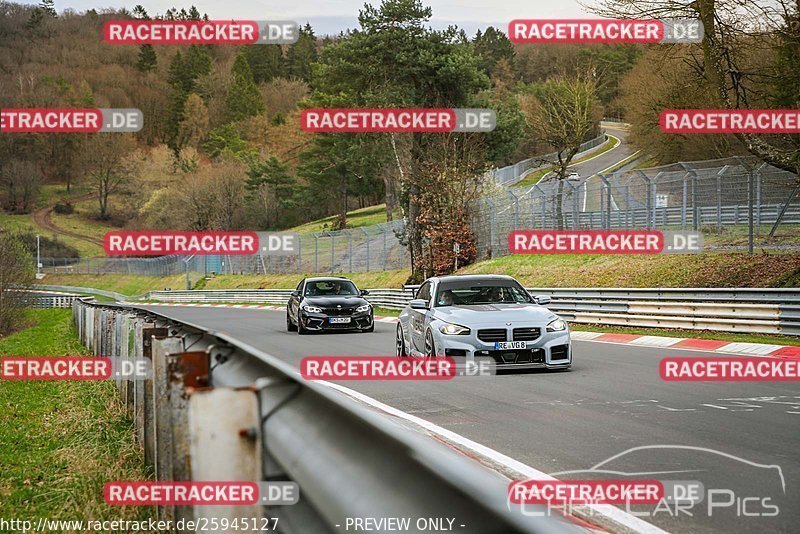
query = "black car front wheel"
(297, 316, 309, 335)
(424, 329, 436, 358)
(362, 318, 374, 333)
(396, 325, 407, 357)
(286, 311, 296, 332)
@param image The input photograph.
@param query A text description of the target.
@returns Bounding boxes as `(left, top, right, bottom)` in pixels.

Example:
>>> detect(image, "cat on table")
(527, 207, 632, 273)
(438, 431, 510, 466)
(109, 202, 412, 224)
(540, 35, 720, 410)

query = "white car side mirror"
(535, 295, 551, 306)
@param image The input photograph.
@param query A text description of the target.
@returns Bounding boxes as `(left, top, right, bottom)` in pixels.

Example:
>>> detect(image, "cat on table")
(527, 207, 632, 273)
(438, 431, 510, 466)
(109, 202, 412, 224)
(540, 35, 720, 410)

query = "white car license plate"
(495, 341, 526, 350)
(329, 317, 351, 324)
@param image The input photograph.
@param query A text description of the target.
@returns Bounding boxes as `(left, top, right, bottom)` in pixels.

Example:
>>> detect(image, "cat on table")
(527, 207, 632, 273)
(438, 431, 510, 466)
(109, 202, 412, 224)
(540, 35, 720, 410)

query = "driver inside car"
(437, 290, 454, 307)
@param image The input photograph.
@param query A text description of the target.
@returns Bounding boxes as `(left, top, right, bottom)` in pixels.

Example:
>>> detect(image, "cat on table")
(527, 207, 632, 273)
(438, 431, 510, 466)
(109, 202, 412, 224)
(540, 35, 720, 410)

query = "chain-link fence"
(40, 221, 410, 278)
(474, 156, 800, 258)
(39, 157, 799, 278)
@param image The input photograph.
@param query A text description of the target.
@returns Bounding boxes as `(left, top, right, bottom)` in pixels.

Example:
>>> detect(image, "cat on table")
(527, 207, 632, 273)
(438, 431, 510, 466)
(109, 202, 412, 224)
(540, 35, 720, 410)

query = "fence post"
(507, 189, 519, 231)
(755, 164, 766, 234)
(297, 235, 302, 274)
(599, 174, 611, 230)
(383, 227, 388, 270)
(348, 231, 353, 273)
(330, 234, 335, 274)
(486, 198, 497, 258)
(639, 171, 652, 230)
(533, 185, 547, 229)
(624, 185, 631, 228)
(690, 171, 699, 230)
(313, 235, 319, 273)
(681, 172, 689, 230)
(748, 168, 755, 254)
(361, 228, 370, 272)
(716, 166, 728, 233)
(568, 181, 579, 230)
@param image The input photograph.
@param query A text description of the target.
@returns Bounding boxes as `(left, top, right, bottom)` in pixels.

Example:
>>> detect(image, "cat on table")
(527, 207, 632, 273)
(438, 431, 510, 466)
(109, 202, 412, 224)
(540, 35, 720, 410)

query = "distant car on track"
(567, 172, 581, 181)
(396, 275, 571, 370)
(287, 277, 374, 334)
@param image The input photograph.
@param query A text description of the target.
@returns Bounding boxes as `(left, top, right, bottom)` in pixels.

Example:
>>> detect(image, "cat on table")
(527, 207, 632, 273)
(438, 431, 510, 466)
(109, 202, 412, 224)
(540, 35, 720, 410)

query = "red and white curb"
(570, 331, 800, 359)
(125, 301, 800, 358)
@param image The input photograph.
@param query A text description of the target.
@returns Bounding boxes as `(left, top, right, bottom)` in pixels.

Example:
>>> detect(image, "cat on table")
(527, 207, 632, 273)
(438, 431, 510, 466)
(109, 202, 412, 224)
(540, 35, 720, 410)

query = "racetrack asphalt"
(137, 304, 800, 534)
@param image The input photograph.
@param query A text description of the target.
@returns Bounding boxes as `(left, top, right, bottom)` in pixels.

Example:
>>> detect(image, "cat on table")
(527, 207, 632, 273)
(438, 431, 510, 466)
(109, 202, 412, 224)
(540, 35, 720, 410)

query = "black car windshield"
(305, 280, 359, 297)
(434, 283, 532, 306)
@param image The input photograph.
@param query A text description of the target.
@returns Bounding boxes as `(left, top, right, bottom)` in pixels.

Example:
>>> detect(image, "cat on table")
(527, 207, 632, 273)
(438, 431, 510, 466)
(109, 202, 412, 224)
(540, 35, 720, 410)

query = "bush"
(16, 232, 80, 258)
(0, 233, 34, 336)
(53, 201, 74, 214)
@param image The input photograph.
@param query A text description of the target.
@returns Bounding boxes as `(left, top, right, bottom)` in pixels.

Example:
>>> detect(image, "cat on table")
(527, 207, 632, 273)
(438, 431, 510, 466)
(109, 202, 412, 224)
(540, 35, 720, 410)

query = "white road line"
(320, 380, 668, 534)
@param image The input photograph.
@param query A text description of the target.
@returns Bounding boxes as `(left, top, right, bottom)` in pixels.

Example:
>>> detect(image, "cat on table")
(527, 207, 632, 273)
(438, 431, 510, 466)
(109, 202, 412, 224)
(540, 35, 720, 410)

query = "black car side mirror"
(291, 290, 300, 298)
(360, 289, 370, 296)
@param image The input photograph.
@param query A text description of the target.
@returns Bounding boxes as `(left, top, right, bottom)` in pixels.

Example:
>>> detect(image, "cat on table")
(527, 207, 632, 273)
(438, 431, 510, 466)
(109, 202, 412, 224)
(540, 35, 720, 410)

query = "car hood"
(303, 296, 368, 308)
(431, 304, 557, 326)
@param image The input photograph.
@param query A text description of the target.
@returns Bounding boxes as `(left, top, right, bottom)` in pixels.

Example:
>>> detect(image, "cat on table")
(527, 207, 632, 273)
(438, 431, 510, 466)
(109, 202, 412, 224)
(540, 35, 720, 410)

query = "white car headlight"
(356, 304, 371, 313)
(439, 323, 470, 335)
(302, 305, 323, 313)
(546, 318, 567, 332)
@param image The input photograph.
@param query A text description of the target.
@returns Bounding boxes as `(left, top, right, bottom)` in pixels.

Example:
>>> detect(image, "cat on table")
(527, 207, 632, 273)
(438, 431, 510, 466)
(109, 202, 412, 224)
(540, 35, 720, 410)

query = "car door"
(410, 281, 433, 353)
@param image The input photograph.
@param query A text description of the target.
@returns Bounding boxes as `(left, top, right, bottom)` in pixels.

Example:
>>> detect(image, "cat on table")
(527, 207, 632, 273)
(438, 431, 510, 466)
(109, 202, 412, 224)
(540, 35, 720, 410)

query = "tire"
(297, 316, 309, 335)
(286, 312, 297, 332)
(424, 329, 436, 358)
(396, 325, 407, 357)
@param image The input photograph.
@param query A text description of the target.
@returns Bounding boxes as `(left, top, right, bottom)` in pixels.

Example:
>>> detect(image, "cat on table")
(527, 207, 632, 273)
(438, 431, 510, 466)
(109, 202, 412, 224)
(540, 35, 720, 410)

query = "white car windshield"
(434, 284, 532, 306)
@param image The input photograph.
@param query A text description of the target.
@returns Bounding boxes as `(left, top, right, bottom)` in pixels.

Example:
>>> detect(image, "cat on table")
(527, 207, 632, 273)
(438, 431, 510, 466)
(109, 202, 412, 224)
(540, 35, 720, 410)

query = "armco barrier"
(71, 298, 581, 534)
(144, 287, 800, 336)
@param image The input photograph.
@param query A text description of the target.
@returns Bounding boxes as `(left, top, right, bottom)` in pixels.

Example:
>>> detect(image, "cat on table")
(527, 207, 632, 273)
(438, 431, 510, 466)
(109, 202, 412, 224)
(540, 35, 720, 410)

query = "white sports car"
(396, 274, 571, 370)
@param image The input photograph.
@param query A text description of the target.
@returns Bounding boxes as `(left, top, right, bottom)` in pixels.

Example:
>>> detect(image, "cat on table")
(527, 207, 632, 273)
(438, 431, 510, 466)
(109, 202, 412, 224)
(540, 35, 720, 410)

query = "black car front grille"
(324, 307, 356, 316)
(489, 348, 545, 365)
(551, 344, 570, 361)
(513, 327, 541, 341)
(477, 328, 507, 342)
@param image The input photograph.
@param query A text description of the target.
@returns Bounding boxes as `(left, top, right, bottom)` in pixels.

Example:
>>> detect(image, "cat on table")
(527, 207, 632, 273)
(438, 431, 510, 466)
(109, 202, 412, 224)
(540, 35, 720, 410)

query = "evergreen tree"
(137, 45, 157, 72)
(225, 50, 266, 122)
(472, 26, 514, 77)
(286, 23, 317, 82)
(243, 45, 284, 84)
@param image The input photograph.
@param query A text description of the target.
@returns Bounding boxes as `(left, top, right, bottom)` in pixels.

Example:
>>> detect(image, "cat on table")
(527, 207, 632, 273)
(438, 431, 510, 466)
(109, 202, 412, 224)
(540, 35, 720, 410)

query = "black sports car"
(286, 277, 374, 334)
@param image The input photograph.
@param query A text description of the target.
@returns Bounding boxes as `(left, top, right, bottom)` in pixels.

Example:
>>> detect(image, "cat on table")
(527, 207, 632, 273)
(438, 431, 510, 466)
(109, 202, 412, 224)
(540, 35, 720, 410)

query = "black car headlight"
(546, 318, 567, 332)
(356, 304, 371, 313)
(302, 305, 323, 313)
(439, 323, 470, 335)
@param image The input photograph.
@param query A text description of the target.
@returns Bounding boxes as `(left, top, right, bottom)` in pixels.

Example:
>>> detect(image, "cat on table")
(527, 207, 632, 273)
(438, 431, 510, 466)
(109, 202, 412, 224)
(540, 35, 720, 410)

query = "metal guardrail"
(8, 289, 81, 309)
(34, 284, 129, 302)
(491, 133, 609, 186)
(71, 298, 579, 534)
(144, 287, 800, 336)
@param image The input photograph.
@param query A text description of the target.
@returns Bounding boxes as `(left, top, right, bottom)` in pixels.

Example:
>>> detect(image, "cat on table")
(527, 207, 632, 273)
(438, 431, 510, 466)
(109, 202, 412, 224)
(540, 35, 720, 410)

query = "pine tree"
(226, 50, 266, 122)
(243, 45, 284, 84)
(137, 45, 157, 72)
(286, 23, 317, 82)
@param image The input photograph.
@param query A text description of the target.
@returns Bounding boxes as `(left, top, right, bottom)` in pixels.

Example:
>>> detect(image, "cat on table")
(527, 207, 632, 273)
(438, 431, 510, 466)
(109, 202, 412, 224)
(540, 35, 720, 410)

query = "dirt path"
(31, 193, 104, 247)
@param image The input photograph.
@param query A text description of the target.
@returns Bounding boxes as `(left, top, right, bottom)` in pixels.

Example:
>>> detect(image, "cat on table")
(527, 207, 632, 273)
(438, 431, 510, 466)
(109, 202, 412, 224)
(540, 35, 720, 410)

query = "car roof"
(432, 274, 516, 284)
(305, 276, 352, 283)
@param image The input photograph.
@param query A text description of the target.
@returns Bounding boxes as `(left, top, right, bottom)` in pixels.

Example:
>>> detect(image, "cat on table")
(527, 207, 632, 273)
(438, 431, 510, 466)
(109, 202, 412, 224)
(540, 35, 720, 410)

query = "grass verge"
(0, 309, 154, 524)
